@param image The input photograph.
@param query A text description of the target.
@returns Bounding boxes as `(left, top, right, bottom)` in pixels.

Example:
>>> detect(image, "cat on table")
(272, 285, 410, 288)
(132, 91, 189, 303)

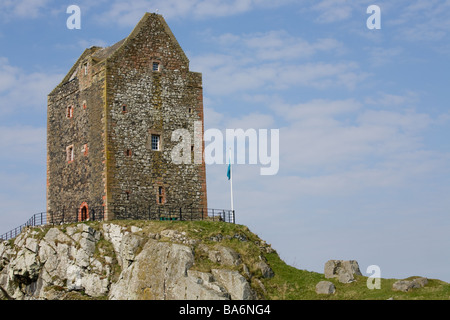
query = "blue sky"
(1, 0, 450, 283)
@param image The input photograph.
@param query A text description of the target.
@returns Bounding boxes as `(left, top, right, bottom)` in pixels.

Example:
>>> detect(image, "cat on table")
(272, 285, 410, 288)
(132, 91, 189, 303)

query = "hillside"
(0, 220, 449, 300)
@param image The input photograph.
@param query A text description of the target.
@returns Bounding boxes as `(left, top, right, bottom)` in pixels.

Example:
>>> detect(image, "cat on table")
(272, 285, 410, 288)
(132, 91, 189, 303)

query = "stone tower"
(47, 13, 207, 221)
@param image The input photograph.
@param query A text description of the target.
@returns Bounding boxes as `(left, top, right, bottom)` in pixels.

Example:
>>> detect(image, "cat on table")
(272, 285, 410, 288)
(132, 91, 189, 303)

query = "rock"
(208, 246, 242, 266)
(392, 277, 428, 292)
(109, 240, 196, 300)
(0, 222, 269, 300)
(316, 281, 336, 295)
(44, 228, 74, 246)
(82, 273, 109, 297)
(66, 264, 83, 291)
(211, 269, 255, 300)
(324, 260, 362, 283)
(174, 270, 230, 300)
(413, 277, 428, 287)
(256, 260, 274, 279)
(102, 223, 127, 254)
(10, 247, 41, 283)
(119, 233, 145, 267)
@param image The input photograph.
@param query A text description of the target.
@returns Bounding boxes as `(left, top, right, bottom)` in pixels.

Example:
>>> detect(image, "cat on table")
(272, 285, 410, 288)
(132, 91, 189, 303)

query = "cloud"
(365, 47, 404, 67)
(389, 0, 450, 40)
(212, 30, 344, 62)
(191, 29, 366, 95)
(94, 0, 293, 26)
(0, 57, 63, 117)
(310, 0, 356, 23)
(0, 0, 50, 19)
(365, 91, 419, 108)
(0, 125, 46, 163)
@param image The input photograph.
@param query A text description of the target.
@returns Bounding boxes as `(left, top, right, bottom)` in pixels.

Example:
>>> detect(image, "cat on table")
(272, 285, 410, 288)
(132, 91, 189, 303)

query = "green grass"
(262, 252, 450, 300)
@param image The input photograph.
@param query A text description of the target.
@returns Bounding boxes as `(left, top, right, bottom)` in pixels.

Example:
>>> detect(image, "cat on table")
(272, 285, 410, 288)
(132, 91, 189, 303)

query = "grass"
(262, 252, 450, 300)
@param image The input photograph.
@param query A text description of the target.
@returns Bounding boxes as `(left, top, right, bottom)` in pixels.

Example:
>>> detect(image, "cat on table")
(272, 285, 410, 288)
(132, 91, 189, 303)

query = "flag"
(227, 162, 231, 180)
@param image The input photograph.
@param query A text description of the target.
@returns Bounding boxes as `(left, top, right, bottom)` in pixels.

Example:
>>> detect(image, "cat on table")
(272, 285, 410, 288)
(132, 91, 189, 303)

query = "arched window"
(79, 202, 89, 221)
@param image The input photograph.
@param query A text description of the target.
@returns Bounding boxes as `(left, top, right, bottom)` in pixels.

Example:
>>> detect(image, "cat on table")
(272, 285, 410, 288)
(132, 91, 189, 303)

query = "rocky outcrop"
(0, 222, 274, 300)
(392, 277, 428, 292)
(324, 260, 362, 283)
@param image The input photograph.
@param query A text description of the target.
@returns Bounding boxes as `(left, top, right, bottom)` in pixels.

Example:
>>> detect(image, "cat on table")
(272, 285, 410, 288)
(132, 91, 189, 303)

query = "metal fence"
(0, 206, 235, 241)
(0, 212, 47, 241)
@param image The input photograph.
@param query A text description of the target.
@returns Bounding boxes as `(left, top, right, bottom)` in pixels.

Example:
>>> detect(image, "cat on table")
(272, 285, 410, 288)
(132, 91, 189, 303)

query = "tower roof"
(50, 13, 189, 94)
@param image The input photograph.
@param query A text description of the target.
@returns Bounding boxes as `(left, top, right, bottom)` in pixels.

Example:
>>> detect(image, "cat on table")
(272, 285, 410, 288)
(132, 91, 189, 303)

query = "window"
(82, 100, 87, 110)
(66, 145, 74, 163)
(83, 63, 88, 75)
(81, 144, 88, 156)
(79, 202, 89, 221)
(125, 149, 132, 157)
(157, 186, 165, 204)
(125, 191, 130, 201)
(67, 106, 73, 118)
(152, 62, 160, 72)
(151, 134, 160, 151)
(122, 104, 127, 113)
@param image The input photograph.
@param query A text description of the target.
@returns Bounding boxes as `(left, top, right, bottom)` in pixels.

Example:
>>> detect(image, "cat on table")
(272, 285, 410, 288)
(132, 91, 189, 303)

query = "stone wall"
(47, 59, 106, 220)
(104, 14, 207, 219)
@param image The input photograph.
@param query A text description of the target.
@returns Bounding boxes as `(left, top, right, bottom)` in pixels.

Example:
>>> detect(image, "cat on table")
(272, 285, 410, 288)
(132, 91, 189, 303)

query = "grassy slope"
(263, 252, 450, 300)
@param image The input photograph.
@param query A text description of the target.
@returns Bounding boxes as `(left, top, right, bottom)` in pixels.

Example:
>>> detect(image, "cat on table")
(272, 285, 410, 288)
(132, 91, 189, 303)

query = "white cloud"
(365, 47, 404, 67)
(365, 91, 419, 108)
(310, 0, 356, 23)
(212, 30, 344, 62)
(95, 0, 293, 26)
(0, 57, 63, 116)
(0, 0, 50, 19)
(273, 98, 362, 120)
(193, 55, 367, 96)
(0, 125, 45, 154)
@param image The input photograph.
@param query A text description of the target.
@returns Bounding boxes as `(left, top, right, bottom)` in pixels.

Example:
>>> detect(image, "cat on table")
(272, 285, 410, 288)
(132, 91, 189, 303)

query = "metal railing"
(0, 206, 235, 241)
(0, 212, 47, 241)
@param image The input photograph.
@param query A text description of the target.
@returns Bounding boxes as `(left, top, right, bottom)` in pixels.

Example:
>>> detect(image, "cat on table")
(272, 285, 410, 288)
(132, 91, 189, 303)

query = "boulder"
(211, 269, 255, 300)
(392, 277, 428, 292)
(316, 281, 336, 295)
(324, 260, 362, 283)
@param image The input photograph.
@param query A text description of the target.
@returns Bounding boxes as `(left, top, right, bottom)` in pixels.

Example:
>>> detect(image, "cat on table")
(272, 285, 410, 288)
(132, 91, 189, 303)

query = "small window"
(122, 105, 127, 113)
(125, 191, 130, 201)
(151, 134, 160, 151)
(152, 62, 160, 72)
(67, 106, 73, 119)
(66, 145, 74, 163)
(82, 101, 87, 110)
(81, 144, 88, 156)
(125, 149, 132, 157)
(83, 63, 88, 76)
(157, 186, 165, 204)
(188, 107, 192, 114)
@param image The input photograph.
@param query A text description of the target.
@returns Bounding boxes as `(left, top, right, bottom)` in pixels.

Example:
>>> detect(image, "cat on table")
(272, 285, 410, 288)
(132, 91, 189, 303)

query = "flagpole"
(229, 148, 234, 223)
